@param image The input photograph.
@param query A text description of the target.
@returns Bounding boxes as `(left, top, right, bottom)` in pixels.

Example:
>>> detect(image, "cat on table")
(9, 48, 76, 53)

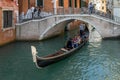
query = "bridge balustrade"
(19, 7, 120, 23)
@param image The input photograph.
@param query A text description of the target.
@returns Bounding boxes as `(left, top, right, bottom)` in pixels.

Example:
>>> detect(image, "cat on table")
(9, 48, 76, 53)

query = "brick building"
(19, 0, 89, 15)
(18, 0, 88, 30)
(0, 0, 18, 46)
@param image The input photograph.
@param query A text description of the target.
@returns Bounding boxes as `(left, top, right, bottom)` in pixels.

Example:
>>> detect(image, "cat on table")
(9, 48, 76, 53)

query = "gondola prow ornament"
(31, 46, 38, 62)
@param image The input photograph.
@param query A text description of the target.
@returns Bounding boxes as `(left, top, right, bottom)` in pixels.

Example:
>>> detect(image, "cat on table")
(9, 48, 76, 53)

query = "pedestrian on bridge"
(88, 2, 93, 14)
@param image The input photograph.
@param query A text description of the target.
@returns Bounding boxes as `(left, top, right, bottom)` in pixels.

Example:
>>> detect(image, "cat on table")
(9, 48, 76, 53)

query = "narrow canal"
(0, 30, 120, 80)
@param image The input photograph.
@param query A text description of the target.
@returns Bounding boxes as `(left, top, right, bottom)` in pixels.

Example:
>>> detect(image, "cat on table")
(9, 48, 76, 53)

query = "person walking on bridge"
(88, 2, 93, 14)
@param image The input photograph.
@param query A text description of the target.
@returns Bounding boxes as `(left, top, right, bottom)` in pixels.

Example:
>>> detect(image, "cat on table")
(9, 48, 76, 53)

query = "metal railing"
(19, 7, 120, 23)
(92, 9, 120, 23)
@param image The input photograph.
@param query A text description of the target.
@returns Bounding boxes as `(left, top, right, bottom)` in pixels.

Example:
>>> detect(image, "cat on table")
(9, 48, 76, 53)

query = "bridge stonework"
(16, 14, 120, 41)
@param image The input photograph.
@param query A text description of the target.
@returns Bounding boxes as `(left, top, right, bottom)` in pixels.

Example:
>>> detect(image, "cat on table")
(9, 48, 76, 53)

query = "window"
(102, 6, 104, 10)
(3, 11, 13, 28)
(75, 0, 77, 8)
(59, 0, 64, 7)
(102, 1, 104, 3)
(69, 0, 72, 7)
(37, 0, 43, 7)
(80, 0, 86, 8)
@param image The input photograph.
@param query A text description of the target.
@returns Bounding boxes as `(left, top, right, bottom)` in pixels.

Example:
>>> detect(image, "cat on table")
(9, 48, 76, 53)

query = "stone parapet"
(16, 14, 120, 41)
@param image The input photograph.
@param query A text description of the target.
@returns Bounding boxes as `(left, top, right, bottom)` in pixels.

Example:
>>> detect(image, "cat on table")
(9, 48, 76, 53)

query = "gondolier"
(65, 38, 73, 50)
(79, 23, 85, 37)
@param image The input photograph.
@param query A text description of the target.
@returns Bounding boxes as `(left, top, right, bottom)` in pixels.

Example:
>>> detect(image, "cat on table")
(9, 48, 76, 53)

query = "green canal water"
(0, 31, 120, 80)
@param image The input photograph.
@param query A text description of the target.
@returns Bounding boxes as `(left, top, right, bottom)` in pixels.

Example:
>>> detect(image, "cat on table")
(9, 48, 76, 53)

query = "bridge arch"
(40, 17, 102, 42)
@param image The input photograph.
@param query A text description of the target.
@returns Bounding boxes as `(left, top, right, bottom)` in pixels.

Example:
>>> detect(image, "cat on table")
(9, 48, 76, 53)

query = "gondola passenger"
(72, 36, 79, 48)
(77, 35, 82, 44)
(61, 38, 73, 51)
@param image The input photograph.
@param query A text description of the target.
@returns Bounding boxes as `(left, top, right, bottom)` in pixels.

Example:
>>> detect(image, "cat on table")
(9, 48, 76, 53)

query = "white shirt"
(31, 7, 35, 13)
(80, 24, 85, 31)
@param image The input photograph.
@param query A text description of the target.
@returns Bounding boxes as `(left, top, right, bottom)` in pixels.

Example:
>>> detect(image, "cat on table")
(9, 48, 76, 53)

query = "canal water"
(0, 31, 120, 80)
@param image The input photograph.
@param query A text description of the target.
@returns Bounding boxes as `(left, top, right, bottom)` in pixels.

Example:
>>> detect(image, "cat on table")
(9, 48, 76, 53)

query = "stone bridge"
(16, 14, 120, 41)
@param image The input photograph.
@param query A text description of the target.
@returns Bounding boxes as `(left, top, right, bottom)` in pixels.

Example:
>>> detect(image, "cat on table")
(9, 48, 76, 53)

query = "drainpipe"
(28, 0, 30, 9)
(53, 0, 57, 15)
(111, 0, 113, 19)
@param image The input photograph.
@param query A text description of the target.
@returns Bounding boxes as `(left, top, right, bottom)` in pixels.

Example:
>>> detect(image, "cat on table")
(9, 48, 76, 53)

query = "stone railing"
(19, 9, 53, 23)
(19, 7, 120, 23)
(92, 9, 120, 23)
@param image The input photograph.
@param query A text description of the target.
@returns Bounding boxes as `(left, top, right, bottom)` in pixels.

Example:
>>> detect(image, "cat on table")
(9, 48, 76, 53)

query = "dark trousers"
(80, 30, 84, 37)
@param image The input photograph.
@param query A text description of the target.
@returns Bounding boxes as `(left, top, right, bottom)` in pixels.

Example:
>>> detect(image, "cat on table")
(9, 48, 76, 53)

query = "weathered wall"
(0, 29, 16, 46)
(18, 0, 36, 14)
(16, 16, 56, 40)
(44, 0, 53, 13)
(84, 15, 120, 38)
(19, 0, 89, 14)
(0, 9, 2, 30)
(88, 24, 102, 42)
(0, 0, 18, 46)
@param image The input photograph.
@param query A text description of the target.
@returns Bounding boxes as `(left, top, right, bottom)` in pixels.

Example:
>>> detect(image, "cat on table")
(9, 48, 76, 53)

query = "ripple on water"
(56, 41, 120, 80)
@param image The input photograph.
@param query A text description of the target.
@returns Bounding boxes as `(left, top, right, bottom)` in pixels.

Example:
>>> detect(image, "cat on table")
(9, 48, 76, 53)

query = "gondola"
(31, 38, 88, 68)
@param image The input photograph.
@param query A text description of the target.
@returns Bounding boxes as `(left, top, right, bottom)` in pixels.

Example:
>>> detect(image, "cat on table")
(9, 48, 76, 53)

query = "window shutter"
(3, 11, 13, 28)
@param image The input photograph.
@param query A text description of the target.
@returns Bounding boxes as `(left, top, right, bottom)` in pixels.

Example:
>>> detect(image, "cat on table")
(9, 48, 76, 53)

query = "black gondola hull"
(36, 41, 87, 68)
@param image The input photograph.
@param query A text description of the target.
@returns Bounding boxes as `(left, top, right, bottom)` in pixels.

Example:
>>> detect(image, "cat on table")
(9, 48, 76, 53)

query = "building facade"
(19, 0, 89, 15)
(113, 0, 120, 18)
(0, 0, 18, 46)
(106, 0, 120, 20)
(89, 0, 106, 12)
(18, 0, 89, 30)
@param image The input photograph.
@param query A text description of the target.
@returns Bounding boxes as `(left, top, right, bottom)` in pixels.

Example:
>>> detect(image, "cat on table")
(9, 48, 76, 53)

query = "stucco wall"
(113, 1, 120, 18)
(0, 0, 18, 46)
